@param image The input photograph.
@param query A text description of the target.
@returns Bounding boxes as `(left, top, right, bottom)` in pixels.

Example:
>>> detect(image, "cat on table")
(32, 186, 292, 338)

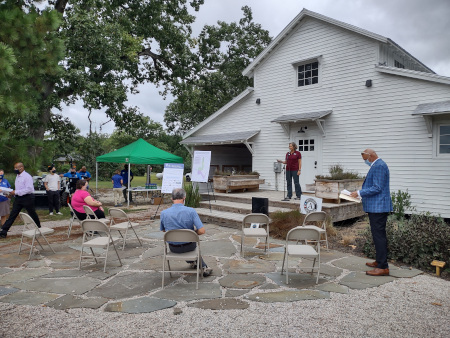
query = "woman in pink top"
(71, 179, 105, 220)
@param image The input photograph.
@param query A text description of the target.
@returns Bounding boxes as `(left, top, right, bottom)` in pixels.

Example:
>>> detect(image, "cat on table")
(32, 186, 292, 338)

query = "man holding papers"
(350, 149, 393, 276)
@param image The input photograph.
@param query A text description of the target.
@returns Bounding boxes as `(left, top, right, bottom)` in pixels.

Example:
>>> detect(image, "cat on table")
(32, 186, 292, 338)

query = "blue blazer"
(360, 159, 393, 213)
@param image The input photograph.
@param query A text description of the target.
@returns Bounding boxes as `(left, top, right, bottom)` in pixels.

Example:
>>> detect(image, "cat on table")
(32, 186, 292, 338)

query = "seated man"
(160, 188, 212, 277)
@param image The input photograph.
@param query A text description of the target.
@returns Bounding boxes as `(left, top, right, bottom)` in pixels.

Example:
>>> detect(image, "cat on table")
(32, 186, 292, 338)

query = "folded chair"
(302, 211, 328, 250)
(241, 213, 270, 257)
(18, 212, 55, 260)
(281, 227, 321, 284)
(108, 208, 142, 250)
(162, 229, 202, 289)
(67, 203, 82, 238)
(78, 219, 122, 272)
(83, 205, 109, 224)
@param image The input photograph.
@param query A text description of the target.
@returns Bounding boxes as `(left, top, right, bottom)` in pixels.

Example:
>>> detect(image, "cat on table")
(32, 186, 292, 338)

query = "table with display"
(130, 187, 163, 204)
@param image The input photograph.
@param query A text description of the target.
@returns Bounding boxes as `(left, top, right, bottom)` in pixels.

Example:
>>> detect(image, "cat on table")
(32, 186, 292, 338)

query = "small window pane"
(299, 146, 303, 151)
(440, 135, 450, 144)
(312, 69, 318, 76)
(310, 139, 314, 144)
(305, 78, 310, 85)
(305, 64, 311, 71)
(304, 146, 309, 151)
(298, 65, 304, 72)
(304, 140, 309, 145)
(298, 140, 303, 145)
(439, 145, 450, 153)
(298, 80, 304, 86)
(310, 146, 314, 151)
(440, 125, 450, 134)
(305, 70, 311, 78)
(312, 62, 318, 68)
(298, 72, 304, 79)
(312, 77, 318, 84)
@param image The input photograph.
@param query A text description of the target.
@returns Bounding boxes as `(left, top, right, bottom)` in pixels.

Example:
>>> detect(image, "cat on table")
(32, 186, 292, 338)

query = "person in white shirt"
(43, 166, 62, 215)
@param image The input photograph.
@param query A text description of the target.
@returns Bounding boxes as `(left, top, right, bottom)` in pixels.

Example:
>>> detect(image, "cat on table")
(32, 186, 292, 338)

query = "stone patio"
(0, 212, 425, 313)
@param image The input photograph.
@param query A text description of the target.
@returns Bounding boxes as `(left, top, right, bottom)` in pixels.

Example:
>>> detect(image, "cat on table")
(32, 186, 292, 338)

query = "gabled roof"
(376, 65, 450, 85)
(183, 87, 254, 139)
(412, 100, 450, 116)
(242, 8, 433, 77)
(180, 130, 260, 146)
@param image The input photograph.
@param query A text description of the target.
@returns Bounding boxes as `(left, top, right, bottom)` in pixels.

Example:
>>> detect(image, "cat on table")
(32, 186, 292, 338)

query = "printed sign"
(161, 163, 184, 194)
(191, 151, 211, 183)
(299, 195, 323, 214)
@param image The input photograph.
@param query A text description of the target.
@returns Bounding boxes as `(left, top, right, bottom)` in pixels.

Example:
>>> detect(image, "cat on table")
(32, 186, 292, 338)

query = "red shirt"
(285, 151, 302, 171)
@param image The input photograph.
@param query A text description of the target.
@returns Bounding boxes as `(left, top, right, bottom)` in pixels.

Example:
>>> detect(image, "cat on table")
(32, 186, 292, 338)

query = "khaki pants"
(113, 188, 122, 205)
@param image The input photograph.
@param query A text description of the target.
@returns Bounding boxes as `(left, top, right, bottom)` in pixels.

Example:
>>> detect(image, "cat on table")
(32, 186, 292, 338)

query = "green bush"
(315, 164, 362, 180)
(391, 189, 416, 220)
(359, 213, 450, 271)
(185, 183, 201, 208)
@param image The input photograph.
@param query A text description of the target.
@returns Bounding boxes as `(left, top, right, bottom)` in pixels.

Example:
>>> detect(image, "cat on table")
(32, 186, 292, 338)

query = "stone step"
(199, 200, 293, 215)
(196, 208, 244, 229)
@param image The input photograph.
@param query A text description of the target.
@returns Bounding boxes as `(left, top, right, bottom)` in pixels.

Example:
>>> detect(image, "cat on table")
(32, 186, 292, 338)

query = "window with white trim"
(298, 61, 319, 87)
(439, 124, 450, 154)
(298, 138, 315, 152)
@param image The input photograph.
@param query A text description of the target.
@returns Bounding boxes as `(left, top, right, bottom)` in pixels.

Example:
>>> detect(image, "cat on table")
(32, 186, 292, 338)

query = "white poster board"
(161, 163, 184, 194)
(191, 151, 211, 183)
(299, 195, 323, 214)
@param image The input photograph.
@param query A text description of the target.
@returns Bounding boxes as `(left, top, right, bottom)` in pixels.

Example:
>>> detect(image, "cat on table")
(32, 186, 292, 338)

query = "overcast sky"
(58, 0, 450, 135)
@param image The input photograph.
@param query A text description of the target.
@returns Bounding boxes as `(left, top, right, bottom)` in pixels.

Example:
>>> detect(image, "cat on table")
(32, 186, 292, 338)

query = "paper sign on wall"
(299, 195, 323, 214)
(161, 163, 184, 194)
(191, 151, 211, 183)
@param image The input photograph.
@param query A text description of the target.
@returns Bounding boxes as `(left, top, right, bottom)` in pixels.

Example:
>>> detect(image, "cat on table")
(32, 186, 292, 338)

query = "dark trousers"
(1, 194, 41, 233)
(169, 242, 207, 267)
(47, 190, 60, 213)
(123, 187, 133, 202)
(368, 212, 389, 269)
(74, 208, 106, 221)
(286, 170, 302, 198)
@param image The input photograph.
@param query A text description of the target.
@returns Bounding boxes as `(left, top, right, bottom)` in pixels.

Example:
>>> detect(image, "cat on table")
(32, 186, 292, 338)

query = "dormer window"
(298, 61, 319, 86)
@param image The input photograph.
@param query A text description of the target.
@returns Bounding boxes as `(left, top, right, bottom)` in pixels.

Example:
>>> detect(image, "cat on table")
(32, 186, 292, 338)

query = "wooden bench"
(213, 175, 265, 193)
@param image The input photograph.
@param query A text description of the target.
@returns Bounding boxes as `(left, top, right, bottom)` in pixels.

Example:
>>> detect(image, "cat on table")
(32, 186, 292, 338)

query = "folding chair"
(18, 212, 55, 260)
(162, 229, 202, 289)
(281, 227, 321, 284)
(302, 211, 328, 250)
(241, 213, 270, 257)
(83, 205, 109, 224)
(78, 219, 122, 273)
(67, 203, 82, 237)
(108, 208, 142, 250)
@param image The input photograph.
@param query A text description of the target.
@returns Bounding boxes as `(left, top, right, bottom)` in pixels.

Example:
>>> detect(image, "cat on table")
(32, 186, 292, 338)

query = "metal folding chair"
(18, 212, 55, 260)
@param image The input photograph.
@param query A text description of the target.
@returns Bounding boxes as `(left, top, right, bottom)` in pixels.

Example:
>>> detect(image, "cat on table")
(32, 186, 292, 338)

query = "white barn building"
(181, 9, 450, 218)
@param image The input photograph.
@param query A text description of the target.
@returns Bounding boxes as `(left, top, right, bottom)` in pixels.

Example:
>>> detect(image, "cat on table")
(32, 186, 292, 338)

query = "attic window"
(394, 60, 404, 69)
(298, 61, 319, 87)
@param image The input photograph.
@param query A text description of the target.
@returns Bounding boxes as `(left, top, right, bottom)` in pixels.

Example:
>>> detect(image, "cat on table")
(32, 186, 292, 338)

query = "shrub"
(184, 182, 201, 208)
(391, 189, 416, 220)
(315, 164, 362, 180)
(358, 213, 450, 271)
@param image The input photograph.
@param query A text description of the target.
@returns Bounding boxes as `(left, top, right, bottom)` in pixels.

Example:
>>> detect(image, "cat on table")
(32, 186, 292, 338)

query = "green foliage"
(359, 214, 450, 271)
(184, 183, 201, 208)
(164, 6, 272, 133)
(315, 164, 362, 180)
(269, 210, 306, 240)
(391, 189, 415, 220)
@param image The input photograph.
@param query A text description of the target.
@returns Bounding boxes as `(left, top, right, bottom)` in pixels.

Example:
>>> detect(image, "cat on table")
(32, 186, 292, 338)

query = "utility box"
(273, 162, 282, 173)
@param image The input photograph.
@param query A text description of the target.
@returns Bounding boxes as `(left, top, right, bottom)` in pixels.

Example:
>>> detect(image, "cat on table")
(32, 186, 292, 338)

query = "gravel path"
(1, 275, 449, 337)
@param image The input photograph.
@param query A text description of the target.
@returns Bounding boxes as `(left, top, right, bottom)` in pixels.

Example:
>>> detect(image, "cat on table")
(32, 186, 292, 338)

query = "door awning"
(180, 130, 260, 154)
(271, 110, 332, 135)
(412, 100, 450, 136)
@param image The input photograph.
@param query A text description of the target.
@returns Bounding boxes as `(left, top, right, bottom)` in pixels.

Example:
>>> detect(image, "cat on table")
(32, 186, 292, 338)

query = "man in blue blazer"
(351, 149, 393, 276)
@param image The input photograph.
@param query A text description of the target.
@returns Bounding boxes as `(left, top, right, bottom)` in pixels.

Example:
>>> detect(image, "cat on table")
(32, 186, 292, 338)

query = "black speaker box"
(252, 197, 269, 216)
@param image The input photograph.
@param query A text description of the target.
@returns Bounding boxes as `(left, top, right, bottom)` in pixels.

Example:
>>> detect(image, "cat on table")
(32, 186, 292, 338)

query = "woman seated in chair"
(71, 179, 105, 220)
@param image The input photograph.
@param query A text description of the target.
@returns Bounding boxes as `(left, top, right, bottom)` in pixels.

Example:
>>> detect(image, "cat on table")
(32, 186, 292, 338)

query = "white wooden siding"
(189, 17, 450, 217)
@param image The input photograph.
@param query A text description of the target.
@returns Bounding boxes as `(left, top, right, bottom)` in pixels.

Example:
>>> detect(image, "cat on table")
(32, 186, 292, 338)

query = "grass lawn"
(94, 174, 162, 189)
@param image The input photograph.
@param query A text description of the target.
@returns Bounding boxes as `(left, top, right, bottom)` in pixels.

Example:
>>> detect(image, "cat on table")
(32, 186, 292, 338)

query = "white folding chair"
(18, 212, 55, 260)
(302, 211, 328, 250)
(108, 208, 142, 250)
(281, 227, 321, 284)
(78, 219, 122, 272)
(83, 205, 109, 224)
(67, 203, 82, 237)
(162, 229, 202, 289)
(241, 213, 270, 257)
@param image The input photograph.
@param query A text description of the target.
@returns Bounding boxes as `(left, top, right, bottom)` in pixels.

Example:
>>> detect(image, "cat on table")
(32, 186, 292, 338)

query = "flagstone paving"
(0, 216, 428, 314)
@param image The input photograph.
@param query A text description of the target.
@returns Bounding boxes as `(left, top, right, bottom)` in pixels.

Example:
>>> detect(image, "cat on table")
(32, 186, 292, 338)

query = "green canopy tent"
(96, 138, 183, 207)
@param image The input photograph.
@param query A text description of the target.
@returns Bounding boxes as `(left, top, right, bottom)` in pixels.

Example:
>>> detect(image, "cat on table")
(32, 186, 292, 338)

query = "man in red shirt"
(277, 142, 302, 201)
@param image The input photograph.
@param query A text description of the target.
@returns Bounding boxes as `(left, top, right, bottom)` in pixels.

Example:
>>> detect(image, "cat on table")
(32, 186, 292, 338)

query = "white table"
(130, 188, 161, 204)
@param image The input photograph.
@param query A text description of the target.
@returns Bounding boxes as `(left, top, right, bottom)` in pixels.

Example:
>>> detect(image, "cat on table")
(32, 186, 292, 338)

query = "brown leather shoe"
(366, 268, 389, 276)
(365, 261, 377, 268)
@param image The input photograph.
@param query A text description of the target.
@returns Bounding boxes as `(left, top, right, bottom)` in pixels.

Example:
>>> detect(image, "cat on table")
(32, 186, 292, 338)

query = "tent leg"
(96, 162, 98, 197)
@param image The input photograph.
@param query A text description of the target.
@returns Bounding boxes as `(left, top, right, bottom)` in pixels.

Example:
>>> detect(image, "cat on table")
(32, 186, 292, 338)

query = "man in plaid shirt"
(351, 149, 393, 276)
